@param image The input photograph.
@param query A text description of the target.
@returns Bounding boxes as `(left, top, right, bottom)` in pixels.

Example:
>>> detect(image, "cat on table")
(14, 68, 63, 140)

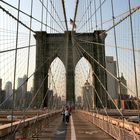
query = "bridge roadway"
(33, 112, 114, 140)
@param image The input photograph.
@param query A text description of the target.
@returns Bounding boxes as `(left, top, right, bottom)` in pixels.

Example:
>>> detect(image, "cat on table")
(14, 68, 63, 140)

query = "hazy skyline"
(0, 0, 139, 98)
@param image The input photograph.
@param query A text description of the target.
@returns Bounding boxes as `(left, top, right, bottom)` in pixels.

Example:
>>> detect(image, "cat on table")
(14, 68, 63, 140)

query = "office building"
(106, 56, 118, 100)
(5, 81, 12, 100)
(82, 80, 94, 110)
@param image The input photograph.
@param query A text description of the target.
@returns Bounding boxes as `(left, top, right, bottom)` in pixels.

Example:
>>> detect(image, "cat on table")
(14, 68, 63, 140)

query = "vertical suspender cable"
(61, 0, 68, 31)
(72, 0, 79, 31)
(18, 0, 33, 130)
(87, 0, 90, 32)
(11, 0, 20, 133)
(50, 0, 65, 31)
(52, 0, 55, 108)
(52, 0, 53, 33)
(83, 1, 85, 32)
(94, 0, 97, 30)
(90, 0, 93, 31)
(46, 0, 48, 32)
(128, 0, 139, 124)
(85, 0, 88, 31)
(42, 0, 45, 108)
(84, 1, 86, 32)
(111, 0, 125, 130)
(53, 0, 54, 33)
(27, 0, 33, 86)
(51, 0, 53, 33)
(41, 0, 44, 31)
(99, 0, 103, 29)
(50, 0, 52, 33)
(111, 0, 120, 76)
(111, 0, 121, 108)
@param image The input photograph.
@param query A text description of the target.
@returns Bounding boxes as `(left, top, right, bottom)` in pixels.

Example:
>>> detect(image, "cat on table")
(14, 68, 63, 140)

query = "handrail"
(0, 110, 61, 137)
(78, 110, 140, 139)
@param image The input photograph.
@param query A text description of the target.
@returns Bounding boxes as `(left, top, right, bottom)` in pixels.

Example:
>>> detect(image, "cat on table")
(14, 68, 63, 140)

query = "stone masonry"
(34, 31, 107, 108)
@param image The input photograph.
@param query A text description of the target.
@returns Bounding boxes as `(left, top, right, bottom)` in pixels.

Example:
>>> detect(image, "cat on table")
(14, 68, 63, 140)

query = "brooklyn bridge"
(0, 0, 140, 139)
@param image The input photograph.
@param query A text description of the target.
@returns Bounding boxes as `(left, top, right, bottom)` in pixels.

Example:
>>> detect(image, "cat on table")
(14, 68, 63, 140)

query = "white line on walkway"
(70, 115, 77, 140)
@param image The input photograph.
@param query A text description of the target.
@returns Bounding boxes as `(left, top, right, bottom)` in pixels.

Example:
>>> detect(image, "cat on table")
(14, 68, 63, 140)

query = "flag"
(70, 18, 76, 29)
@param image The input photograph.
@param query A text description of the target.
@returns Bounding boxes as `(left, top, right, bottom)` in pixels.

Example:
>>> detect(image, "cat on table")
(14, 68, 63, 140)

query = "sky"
(0, 0, 76, 97)
(0, 0, 140, 99)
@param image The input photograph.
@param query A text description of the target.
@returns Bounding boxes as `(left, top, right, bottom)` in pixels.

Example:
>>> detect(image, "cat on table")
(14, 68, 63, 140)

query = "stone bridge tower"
(34, 31, 107, 108)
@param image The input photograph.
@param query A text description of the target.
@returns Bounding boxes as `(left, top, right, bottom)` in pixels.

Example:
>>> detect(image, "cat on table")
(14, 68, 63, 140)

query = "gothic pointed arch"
(34, 31, 107, 108)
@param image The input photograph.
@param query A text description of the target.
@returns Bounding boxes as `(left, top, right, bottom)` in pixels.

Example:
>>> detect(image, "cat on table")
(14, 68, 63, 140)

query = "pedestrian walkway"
(32, 112, 114, 140)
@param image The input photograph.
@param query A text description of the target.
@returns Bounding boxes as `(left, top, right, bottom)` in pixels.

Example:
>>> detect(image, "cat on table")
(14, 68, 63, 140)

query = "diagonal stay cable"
(14, 59, 65, 138)
(76, 0, 94, 30)
(0, 45, 61, 107)
(86, 82, 120, 138)
(11, 0, 20, 132)
(0, 44, 35, 54)
(77, 0, 107, 32)
(12, 48, 66, 136)
(128, 0, 140, 124)
(38, 0, 65, 32)
(74, 36, 106, 111)
(74, 37, 121, 138)
(47, 49, 66, 106)
(0, 27, 30, 35)
(72, 0, 79, 31)
(12, 43, 64, 121)
(74, 9, 132, 36)
(75, 38, 139, 107)
(0, 5, 35, 33)
(76, 38, 140, 52)
(92, 68, 139, 139)
(26, 0, 33, 87)
(28, 81, 52, 138)
(97, 8, 130, 31)
(100, 4, 140, 36)
(49, 0, 65, 30)
(12, 70, 49, 136)
(74, 37, 134, 117)
(73, 37, 129, 108)
(11, 46, 64, 135)
(74, 40, 139, 139)
(61, 0, 68, 31)
(74, 38, 137, 96)
(74, 46, 93, 110)
(0, 0, 62, 33)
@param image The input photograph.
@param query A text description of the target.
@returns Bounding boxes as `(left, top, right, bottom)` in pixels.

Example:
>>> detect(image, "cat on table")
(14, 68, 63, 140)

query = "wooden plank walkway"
(32, 112, 114, 140)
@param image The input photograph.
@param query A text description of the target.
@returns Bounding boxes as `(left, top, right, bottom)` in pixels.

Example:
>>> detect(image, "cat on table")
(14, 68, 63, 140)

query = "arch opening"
(47, 57, 66, 108)
(75, 57, 95, 110)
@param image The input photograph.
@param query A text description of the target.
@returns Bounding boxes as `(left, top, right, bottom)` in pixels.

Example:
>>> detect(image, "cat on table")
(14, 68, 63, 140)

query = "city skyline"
(0, 0, 139, 100)
(0, 1, 140, 139)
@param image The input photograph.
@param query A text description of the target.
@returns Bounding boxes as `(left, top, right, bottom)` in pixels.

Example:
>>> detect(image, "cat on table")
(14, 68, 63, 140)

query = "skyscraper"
(118, 73, 128, 96)
(0, 79, 5, 107)
(5, 81, 12, 100)
(22, 75, 27, 93)
(118, 73, 128, 109)
(82, 80, 94, 110)
(17, 75, 27, 94)
(16, 75, 28, 108)
(106, 56, 118, 100)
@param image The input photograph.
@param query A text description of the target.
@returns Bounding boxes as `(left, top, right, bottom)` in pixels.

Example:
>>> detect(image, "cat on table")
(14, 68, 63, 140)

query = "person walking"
(61, 108, 65, 122)
(65, 107, 70, 124)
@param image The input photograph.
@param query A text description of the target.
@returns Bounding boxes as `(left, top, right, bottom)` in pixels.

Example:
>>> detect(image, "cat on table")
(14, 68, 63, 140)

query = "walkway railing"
(1, 110, 140, 139)
(78, 111, 140, 140)
(0, 110, 61, 139)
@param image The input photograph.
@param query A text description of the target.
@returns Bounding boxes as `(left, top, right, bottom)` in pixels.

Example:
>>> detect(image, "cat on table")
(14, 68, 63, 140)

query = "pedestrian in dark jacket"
(65, 107, 70, 124)
(61, 108, 65, 122)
